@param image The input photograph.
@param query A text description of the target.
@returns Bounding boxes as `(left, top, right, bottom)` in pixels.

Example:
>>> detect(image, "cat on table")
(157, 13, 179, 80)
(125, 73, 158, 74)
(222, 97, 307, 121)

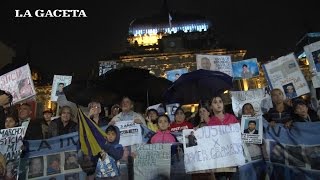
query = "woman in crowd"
(169, 107, 193, 132)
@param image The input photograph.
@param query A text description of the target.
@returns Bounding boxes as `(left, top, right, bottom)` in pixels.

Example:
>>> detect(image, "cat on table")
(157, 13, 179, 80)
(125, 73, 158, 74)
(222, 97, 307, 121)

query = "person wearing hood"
(96, 125, 124, 179)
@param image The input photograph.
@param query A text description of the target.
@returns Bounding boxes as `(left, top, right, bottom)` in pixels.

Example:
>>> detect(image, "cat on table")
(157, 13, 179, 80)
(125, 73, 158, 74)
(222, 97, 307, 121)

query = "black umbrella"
(63, 80, 120, 107)
(163, 69, 233, 104)
(97, 67, 173, 106)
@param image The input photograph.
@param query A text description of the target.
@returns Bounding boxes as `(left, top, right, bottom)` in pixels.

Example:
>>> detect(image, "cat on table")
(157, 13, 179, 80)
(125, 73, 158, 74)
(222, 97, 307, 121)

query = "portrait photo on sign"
(282, 83, 297, 99)
(304, 145, 320, 170)
(47, 154, 61, 175)
(18, 77, 34, 99)
(269, 141, 285, 165)
(312, 50, 320, 72)
(65, 173, 79, 180)
(232, 58, 259, 79)
(185, 130, 198, 148)
(285, 145, 305, 168)
(28, 156, 44, 178)
(165, 68, 188, 82)
(64, 151, 80, 170)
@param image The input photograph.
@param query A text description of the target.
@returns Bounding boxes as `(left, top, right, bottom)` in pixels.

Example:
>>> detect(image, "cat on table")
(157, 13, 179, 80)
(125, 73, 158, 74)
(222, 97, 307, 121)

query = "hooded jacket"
(102, 125, 124, 161)
(149, 130, 178, 144)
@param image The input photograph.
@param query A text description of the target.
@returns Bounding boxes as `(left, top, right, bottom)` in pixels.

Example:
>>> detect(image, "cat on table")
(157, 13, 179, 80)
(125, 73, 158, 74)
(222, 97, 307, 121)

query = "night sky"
(0, 0, 319, 80)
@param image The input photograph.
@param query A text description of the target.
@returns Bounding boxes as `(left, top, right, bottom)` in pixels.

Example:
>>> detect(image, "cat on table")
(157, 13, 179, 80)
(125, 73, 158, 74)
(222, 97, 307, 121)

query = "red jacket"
(150, 130, 178, 144)
(169, 121, 193, 132)
(207, 113, 239, 126)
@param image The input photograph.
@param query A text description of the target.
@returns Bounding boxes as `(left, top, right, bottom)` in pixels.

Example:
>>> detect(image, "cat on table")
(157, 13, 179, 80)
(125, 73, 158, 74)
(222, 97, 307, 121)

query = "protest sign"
(50, 75, 72, 101)
(262, 53, 310, 99)
(230, 88, 270, 117)
(0, 64, 36, 104)
(182, 124, 245, 173)
(98, 60, 117, 76)
(304, 40, 320, 88)
(165, 103, 180, 122)
(196, 54, 233, 76)
(146, 103, 166, 115)
(165, 68, 188, 82)
(115, 120, 142, 146)
(241, 115, 263, 144)
(0, 126, 26, 180)
(132, 144, 171, 180)
(232, 58, 260, 79)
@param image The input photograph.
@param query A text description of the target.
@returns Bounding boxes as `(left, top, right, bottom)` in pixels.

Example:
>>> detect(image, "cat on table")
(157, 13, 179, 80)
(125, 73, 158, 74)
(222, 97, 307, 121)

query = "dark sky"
(0, 0, 319, 80)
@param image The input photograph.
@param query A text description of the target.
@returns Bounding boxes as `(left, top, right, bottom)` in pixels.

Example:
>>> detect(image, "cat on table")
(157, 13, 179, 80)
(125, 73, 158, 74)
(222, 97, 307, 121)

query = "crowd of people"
(0, 82, 320, 179)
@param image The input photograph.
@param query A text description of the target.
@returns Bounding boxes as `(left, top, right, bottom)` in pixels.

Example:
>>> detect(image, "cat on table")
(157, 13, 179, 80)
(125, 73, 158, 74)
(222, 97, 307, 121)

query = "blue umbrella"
(163, 69, 233, 104)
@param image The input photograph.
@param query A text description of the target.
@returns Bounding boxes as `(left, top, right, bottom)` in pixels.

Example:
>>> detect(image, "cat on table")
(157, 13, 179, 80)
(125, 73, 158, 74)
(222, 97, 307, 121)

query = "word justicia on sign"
(15, 9, 87, 17)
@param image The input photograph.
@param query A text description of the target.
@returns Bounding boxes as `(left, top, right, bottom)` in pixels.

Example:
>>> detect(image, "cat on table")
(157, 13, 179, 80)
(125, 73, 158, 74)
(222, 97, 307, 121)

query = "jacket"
(48, 118, 77, 138)
(149, 130, 178, 144)
(208, 113, 239, 126)
(102, 125, 124, 161)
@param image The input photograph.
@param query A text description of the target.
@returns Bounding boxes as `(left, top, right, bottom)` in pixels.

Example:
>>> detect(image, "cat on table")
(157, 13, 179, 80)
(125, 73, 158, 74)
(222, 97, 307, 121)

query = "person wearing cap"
(293, 99, 320, 122)
(41, 109, 53, 139)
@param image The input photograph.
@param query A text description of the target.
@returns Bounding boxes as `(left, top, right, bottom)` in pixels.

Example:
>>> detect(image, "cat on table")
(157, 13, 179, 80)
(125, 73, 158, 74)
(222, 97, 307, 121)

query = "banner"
(132, 144, 171, 180)
(241, 115, 263, 144)
(230, 88, 271, 117)
(165, 68, 188, 82)
(0, 126, 26, 180)
(196, 54, 233, 77)
(0, 64, 36, 104)
(262, 53, 310, 99)
(116, 121, 142, 147)
(232, 58, 260, 79)
(182, 124, 245, 173)
(50, 75, 72, 101)
(263, 121, 320, 179)
(304, 40, 320, 88)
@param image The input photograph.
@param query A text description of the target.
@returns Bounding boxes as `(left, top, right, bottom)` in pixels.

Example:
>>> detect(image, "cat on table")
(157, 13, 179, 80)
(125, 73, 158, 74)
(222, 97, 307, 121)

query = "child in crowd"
(169, 107, 193, 132)
(148, 115, 178, 144)
(293, 99, 320, 122)
(266, 89, 294, 128)
(208, 95, 239, 180)
(242, 103, 256, 117)
(145, 109, 159, 132)
(96, 125, 124, 179)
(5, 114, 18, 129)
(208, 95, 239, 126)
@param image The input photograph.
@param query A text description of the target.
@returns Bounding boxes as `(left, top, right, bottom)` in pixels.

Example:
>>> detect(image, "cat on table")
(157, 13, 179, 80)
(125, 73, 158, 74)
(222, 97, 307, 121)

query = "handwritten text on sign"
(183, 124, 245, 172)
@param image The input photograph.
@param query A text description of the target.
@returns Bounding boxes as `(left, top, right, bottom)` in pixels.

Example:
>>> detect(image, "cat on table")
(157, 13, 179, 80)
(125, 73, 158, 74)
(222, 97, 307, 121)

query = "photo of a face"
(47, 154, 61, 175)
(64, 151, 79, 170)
(28, 156, 44, 178)
(18, 78, 34, 99)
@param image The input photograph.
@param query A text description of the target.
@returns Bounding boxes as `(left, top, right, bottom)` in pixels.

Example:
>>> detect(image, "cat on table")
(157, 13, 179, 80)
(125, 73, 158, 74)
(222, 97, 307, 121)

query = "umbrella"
(163, 69, 233, 104)
(63, 80, 121, 107)
(97, 67, 173, 107)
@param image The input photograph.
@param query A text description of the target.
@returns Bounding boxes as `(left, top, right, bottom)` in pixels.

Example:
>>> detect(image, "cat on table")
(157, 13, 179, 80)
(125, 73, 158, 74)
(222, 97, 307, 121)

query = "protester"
(169, 107, 193, 132)
(207, 95, 238, 179)
(96, 125, 124, 179)
(266, 89, 294, 128)
(293, 99, 320, 122)
(41, 109, 53, 139)
(88, 101, 108, 127)
(148, 115, 178, 144)
(109, 96, 146, 126)
(4, 114, 18, 129)
(145, 109, 159, 132)
(48, 105, 77, 138)
(18, 103, 42, 140)
(195, 104, 211, 129)
(107, 104, 120, 122)
(0, 93, 11, 129)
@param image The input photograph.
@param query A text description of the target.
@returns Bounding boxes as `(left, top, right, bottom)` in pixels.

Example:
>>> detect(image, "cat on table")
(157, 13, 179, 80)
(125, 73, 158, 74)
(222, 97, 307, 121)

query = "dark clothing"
(24, 120, 43, 140)
(90, 116, 108, 127)
(294, 109, 320, 122)
(101, 125, 124, 161)
(266, 105, 294, 124)
(244, 129, 259, 134)
(48, 118, 77, 138)
(188, 134, 197, 147)
(40, 119, 50, 139)
(0, 106, 5, 129)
